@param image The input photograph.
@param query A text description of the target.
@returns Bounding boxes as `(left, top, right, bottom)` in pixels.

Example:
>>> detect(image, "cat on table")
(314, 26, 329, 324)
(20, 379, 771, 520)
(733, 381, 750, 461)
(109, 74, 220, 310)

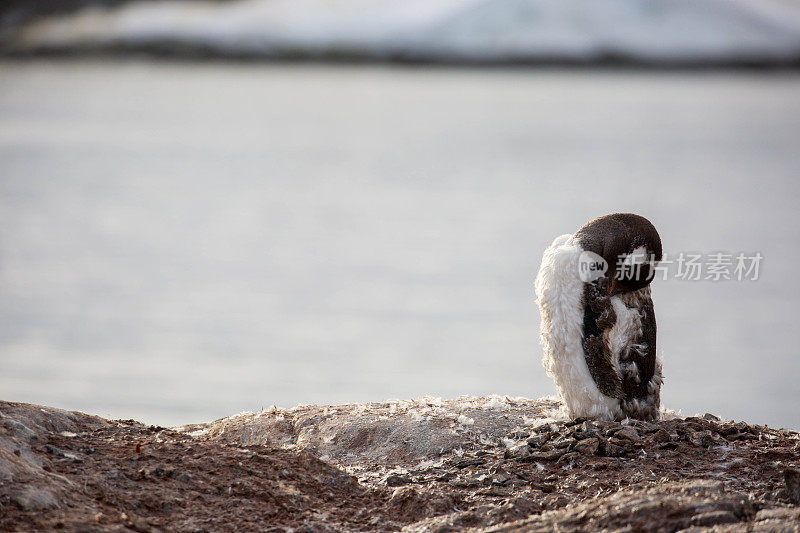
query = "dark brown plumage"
(575, 213, 662, 295)
(576, 213, 662, 420)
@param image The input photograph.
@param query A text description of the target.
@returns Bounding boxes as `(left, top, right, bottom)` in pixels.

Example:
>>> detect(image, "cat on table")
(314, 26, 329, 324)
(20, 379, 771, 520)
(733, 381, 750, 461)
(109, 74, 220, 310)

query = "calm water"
(1, 61, 798, 428)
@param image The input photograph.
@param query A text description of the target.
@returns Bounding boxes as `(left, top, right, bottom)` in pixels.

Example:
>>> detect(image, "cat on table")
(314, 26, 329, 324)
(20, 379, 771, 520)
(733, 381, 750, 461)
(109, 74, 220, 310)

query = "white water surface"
(0, 61, 798, 428)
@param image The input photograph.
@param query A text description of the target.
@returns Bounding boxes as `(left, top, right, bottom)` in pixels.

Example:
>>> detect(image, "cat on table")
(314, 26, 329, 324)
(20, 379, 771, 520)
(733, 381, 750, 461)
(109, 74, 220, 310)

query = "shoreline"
(3, 0, 800, 69)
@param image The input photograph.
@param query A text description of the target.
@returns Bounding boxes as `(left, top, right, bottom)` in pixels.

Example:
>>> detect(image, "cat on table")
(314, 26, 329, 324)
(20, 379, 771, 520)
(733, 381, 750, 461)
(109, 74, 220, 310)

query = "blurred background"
(1, 0, 799, 428)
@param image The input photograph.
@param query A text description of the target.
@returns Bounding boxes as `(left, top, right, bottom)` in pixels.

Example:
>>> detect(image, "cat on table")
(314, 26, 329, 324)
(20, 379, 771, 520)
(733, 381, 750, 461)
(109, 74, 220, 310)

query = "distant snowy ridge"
(6, 0, 800, 64)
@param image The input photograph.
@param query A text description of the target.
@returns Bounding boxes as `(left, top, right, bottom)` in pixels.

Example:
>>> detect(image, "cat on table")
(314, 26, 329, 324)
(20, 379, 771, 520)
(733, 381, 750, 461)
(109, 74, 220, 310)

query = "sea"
(1, 60, 798, 428)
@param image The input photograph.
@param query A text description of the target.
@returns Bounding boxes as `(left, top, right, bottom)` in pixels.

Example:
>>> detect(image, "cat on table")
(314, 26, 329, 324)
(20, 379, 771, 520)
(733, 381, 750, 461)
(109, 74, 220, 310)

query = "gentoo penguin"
(534, 213, 663, 421)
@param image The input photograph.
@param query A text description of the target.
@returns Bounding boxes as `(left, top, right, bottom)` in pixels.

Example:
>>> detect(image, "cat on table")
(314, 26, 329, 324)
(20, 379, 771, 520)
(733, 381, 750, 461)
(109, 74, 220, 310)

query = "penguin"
(534, 213, 663, 421)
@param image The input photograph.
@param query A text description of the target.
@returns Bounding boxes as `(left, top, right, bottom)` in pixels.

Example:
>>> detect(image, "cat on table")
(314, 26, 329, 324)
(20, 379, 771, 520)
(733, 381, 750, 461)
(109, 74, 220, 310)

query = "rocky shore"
(1, 397, 799, 532)
(3, 0, 800, 66)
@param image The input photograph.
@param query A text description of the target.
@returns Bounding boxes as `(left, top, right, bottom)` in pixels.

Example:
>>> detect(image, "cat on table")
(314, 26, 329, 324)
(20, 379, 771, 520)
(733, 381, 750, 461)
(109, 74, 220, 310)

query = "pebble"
(631, 421, 658, 434)
(571, 421, 600, 441)
(10, 488, 59, 511)
(386, 474, 412, 487)
(556, 452, 580, 465)
(573, 437, 599, 456)
(549, 437, 575, 449)
(615, 427, 641, 442)
(784, 468, 800, 505)
(526, 435, 544, 448)
(755, 508, 800, 522)
(507, 444, 531, 461)
(491, 474, 511, 487)
(653, 429, 671, 443)
(601, 442, 628, 458)
(571, 430, 594, 441)
(455, 458, 486, 469)
(579, 421, 600, 433)
(528, 449, 565, 462)
(44, 444, 67, 457)
(690, 511, 737, 527)
(530, 482, 556, 493)
(608, 437, 632, 448)
(688, 430, 713, 448)
(121, 512, 159, 533)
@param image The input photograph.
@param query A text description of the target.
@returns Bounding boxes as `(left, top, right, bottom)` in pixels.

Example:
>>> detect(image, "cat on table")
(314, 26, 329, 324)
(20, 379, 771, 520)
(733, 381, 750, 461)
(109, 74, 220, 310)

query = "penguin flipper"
(624, 292, 657, 398)
(619, 290, 662, 420)
(582, 283, 625, 400)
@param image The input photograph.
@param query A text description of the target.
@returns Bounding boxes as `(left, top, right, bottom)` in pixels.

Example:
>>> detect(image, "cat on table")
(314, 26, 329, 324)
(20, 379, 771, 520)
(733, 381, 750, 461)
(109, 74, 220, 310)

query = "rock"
(755, 507, 800, 522)
(491, 473, 511, 487)
(702, 413, 721, 422)
(690, 510, 737, 527)
(44, 444, 67, 457)
(387, 487, 430, 521)
(477, 480, 757, 532)
(527, 449, 565, 462)
(608, 436, 632, 448)
(532, 424, 557, 435)
(735, 422, 756, 434)
(454, 458, 486, 469)
(653, 429, 671, 443)
(10, 487, 59, 511)
(530, 482, 556, 493)
(601, 441, 628, 457)
(784, 468, 800, 504)
(121, 512, 160, 533)
(571, 421, 600, 441)
(549, 437, 575, 449)
(556, 452, 580, 465)
(688, 430, 713, 448)
(631, 421, 658, 434)
(386, 473, 412, 487)
(506, 443, 532, 461)
(4, 398, 800, 533)
(573, 437, 599, 456)
(571, 430, 594, 441)
(526, 435, 544, 448)
(615, 427, 641, 442)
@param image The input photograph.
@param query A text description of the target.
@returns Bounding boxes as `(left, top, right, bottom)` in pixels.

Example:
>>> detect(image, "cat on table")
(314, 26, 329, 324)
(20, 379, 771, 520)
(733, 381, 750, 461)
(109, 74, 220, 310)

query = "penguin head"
(574, 213, 662, 296)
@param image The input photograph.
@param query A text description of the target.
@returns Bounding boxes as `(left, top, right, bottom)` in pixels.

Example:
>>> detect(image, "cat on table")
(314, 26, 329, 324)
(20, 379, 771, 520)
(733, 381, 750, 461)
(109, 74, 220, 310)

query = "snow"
(11, 0, 800, 64)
